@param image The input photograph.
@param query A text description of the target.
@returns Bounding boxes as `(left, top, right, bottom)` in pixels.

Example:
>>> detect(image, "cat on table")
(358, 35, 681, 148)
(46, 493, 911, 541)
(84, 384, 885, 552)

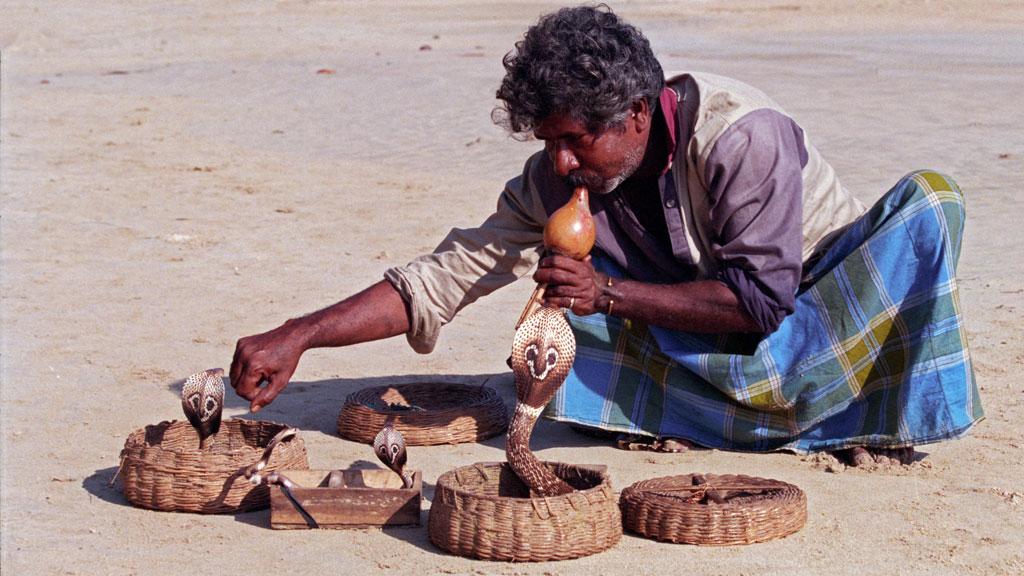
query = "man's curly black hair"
(494, 4, 664, 137)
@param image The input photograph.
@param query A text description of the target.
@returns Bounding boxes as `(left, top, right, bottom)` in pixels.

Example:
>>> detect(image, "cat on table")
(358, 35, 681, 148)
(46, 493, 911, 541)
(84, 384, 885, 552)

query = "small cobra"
(506, 306, 576, 496)
(243, 427, 299, 485)
(181, 368, 225, 449)
(243, 428, 318, 526)
(373, 420, 413, 489)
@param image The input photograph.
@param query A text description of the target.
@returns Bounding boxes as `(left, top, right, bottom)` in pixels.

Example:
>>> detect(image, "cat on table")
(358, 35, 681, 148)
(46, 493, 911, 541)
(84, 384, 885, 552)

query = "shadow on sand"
(89, 371, 618, 549)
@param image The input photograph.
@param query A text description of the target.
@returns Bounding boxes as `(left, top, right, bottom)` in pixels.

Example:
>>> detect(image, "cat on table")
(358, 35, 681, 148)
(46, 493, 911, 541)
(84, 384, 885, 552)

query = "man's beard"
(568, 145, 644, 195)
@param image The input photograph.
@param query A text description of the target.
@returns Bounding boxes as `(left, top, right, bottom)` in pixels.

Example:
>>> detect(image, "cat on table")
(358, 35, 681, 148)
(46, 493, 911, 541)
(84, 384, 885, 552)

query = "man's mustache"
(568, 172, 593, 188)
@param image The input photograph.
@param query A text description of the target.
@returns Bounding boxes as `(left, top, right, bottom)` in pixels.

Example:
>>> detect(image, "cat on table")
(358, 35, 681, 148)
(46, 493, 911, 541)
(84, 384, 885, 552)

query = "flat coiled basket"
(619, 473, 807, 545)
(337, 383, 508, 445)
(428, 462, 622, 562)
(118, 419, 309, 514)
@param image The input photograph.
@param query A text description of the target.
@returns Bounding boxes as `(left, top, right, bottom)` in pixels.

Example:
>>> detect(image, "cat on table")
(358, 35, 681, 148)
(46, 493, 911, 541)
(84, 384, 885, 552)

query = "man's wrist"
(598, 274, 623, 315)
(282, 316, 319, 351)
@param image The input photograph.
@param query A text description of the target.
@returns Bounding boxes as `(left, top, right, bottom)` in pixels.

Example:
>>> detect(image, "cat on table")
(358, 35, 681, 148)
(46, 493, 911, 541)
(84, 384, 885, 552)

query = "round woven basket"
(428, 462, 622, 562)
(337, 383, 508, 445)
(619, 473, 806, 545)
(118, 419, 309, 514)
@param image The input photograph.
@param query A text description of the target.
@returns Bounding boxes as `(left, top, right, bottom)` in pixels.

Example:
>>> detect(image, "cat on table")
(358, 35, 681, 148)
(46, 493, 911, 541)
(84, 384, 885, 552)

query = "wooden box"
(269, 469, 421, 529)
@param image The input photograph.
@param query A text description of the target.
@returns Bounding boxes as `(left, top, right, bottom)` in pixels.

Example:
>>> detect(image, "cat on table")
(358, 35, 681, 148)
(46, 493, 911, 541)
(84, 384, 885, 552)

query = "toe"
(616, 434, 649, 451)
(656, 438, 693, 453)
(848, 446, 874, 467)
(874, 450, 896, 466)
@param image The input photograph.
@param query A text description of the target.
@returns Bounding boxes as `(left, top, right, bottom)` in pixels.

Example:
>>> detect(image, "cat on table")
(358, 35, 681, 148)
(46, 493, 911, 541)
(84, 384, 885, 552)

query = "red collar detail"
(658, 87, 679, 174)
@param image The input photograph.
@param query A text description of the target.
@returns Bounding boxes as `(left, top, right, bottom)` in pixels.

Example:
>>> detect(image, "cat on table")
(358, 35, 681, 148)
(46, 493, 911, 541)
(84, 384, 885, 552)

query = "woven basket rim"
(344, 382, 501, 418)
(623, 473, 803, 508)
(338, 382, 508, 445)
(118, 418, 309, 514)
(619, 472, 807, 546)
(429, 461, 622, 562)
(121, 418, 293, 458)
(436, 461, 611, 504)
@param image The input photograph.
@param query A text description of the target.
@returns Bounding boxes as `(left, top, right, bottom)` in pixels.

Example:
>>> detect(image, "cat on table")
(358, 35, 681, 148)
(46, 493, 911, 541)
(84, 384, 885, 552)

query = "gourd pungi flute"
(514, 186, 596, 329)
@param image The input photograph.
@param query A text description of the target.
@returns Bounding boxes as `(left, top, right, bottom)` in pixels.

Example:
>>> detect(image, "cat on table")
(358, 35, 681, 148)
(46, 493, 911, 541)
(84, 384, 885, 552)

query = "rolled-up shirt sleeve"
(704, 109, 807, 334)
(384, 155, 548, 353)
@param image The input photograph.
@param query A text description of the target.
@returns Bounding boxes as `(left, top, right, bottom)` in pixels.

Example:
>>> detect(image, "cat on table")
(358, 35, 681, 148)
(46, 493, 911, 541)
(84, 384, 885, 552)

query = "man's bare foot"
(616, 434, 696, 453)
(834, 446, 915, 467)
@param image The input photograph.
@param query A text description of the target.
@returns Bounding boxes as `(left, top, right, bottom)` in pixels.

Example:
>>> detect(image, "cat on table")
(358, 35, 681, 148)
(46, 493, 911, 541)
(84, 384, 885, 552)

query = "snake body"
(506, 306, 576, 496)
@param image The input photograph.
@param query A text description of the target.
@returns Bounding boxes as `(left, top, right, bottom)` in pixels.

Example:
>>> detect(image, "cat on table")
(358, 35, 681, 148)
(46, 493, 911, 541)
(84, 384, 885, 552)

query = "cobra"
(506, 306, 576, 496)
(181, 368, 224, 449)
(373, 420, 413, 489)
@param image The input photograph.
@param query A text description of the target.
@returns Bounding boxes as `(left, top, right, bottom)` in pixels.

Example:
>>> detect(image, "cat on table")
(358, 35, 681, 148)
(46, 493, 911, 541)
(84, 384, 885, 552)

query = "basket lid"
(620, 472, 807, 545)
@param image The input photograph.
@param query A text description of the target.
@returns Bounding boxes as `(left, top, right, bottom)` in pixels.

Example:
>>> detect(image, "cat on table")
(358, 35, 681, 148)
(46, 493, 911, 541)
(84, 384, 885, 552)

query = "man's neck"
(620, 104, 669, 193)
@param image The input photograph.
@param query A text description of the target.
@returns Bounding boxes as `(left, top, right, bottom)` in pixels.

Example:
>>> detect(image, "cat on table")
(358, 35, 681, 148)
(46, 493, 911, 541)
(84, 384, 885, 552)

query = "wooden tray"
(270, 469, 421, 529)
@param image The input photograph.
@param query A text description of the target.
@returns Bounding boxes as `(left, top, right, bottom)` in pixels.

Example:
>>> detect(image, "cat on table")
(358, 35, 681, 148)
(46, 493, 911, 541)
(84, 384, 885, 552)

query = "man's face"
(534, 112, 648, 195)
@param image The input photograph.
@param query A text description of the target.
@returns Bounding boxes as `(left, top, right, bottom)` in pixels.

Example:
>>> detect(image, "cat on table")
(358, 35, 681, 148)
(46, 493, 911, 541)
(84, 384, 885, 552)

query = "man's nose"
(550, 143, 580, 177)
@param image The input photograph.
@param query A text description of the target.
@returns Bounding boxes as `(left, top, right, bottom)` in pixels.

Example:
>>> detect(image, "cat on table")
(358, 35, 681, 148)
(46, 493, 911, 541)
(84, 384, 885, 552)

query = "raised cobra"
(373, 420, 413, 489)
(181, 368, 225, 449)
(243, 427, 319, 526)
(506, 306, 577, 496)
(243, 426, 299, 484)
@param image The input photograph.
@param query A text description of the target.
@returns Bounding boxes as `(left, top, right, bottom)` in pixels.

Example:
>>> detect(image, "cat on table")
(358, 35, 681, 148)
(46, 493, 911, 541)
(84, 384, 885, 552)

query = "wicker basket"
(118, 419, 309, 514)
(337, 383, 508, 445)
(429, 462, 622, 562)
(619, 473, 806, 545)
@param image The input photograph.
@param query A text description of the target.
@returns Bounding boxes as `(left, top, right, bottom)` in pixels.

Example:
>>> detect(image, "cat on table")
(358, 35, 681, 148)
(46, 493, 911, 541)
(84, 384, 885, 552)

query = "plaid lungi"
(545, 171, 983, 453)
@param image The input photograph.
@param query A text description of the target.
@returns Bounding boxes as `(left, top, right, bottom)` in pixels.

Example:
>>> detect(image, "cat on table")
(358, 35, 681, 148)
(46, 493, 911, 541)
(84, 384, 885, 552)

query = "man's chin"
(589, 177, 626, 195)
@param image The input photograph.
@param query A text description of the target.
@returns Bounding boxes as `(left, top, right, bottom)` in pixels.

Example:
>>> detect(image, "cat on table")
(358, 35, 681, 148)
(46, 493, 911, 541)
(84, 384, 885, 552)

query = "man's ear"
(630, 99, 651, 132)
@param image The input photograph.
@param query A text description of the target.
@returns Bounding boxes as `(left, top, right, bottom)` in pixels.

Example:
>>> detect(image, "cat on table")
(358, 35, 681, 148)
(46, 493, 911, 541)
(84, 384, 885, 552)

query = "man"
(231, 6, 981, 466)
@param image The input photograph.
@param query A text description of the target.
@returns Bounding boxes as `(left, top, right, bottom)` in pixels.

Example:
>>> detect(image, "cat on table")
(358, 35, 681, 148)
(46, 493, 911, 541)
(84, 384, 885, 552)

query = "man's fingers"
(233, 369, 265, 401)
(250, 372, 291, 413)
(536, 267, 586, 287)
(543, 284, 586, 299)
(539, 253, 587, 271)
(229, 343, 244, 388)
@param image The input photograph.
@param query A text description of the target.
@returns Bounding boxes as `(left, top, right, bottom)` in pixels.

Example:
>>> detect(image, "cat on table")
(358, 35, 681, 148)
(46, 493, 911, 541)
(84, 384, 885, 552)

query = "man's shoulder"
(667, 71, 786, 120)
(509, 150, 573, 217)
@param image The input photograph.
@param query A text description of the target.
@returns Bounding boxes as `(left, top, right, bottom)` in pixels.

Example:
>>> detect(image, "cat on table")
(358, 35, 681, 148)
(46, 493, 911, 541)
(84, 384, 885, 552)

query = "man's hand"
(533, 254, 609, 315)
(230, 320, 309, 413)
(227, 280, 411, 413)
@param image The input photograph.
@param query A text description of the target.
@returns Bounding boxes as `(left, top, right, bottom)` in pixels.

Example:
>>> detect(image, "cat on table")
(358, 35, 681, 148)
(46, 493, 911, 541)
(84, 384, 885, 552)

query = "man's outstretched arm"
(230, 280, 409, 412)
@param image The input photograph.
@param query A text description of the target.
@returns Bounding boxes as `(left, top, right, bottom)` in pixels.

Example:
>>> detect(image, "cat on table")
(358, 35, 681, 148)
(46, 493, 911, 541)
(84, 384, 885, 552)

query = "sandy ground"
(2, 1, 1023, 575)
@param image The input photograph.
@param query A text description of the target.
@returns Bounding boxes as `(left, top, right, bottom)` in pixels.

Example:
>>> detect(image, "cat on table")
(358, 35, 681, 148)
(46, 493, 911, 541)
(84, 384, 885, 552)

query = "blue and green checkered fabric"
(545, 171, 983, 453)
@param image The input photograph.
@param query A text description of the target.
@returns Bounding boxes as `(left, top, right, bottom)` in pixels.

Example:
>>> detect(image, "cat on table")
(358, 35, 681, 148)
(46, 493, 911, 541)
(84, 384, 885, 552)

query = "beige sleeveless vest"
(666, 72, 866, 277)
